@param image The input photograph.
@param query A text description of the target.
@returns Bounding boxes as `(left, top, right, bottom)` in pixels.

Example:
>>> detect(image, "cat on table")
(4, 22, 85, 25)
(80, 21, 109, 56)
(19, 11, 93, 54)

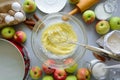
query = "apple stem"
(34, 71, 37, 75)
(27, 3, 29, 5)
(8, 31, 11, 33)
(100, 23, 104, 26)
(58, 73, 62, 76)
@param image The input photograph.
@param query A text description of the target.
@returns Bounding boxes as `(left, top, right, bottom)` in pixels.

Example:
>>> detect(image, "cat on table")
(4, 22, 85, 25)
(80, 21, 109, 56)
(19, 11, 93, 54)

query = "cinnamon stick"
(26, 18, 34, 21)
(24, 20, 35, 26)
(24, 14, 41, 30)
(33, 13, 40, 21)
(26, 25, 33, 30)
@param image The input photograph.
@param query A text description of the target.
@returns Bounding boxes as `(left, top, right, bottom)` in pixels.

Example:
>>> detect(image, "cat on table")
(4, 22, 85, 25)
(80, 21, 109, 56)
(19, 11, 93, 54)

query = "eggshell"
(14, 12, 24, 21)
(12, 2, 21, 12)
(5, 15, 15, 24)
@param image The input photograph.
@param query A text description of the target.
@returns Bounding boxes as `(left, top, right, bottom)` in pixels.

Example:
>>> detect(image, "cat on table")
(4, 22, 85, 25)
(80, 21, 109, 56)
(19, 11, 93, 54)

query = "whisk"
(47, 28, 115, 59)
(48, 26, 71, 45)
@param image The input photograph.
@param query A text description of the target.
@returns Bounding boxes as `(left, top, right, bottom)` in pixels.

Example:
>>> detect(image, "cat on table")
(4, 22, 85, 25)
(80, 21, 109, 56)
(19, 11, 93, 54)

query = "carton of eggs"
(0, 1, 26, 28)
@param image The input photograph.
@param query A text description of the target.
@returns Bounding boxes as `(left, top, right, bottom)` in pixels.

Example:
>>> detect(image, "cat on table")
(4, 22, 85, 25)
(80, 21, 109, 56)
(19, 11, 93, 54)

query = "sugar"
(94, 3, 112, 20)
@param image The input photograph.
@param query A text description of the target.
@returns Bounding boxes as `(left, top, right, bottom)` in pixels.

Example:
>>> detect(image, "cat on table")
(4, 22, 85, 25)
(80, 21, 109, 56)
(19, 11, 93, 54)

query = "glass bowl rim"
(31, 12, 88, 69)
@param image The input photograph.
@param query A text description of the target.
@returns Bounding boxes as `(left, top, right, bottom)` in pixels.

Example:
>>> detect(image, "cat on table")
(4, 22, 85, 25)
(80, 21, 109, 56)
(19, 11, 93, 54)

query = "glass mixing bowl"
(31, 12, 87, 69)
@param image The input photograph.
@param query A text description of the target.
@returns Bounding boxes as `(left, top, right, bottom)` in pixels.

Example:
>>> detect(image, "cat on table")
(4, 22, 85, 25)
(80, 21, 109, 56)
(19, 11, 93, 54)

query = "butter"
(41, 22, 77, 55)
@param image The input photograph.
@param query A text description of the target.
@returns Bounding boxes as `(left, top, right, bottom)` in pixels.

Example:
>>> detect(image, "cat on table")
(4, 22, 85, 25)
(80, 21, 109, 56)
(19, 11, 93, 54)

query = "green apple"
(1, 27, 15, 39)
(77, 68, 90, 80)
(66, 75, 77, 80)
(30, 66, 42, 80)
(109, 17, 120, 30)
(64, 58, 78, 73)
(82, 10, 96, 24)
(23, 0, 36, 13)
(68, 0, 80, 4)
(65, 63, 78, 73)
(96, 20, 110, 35)
(42, 75, 54, 80)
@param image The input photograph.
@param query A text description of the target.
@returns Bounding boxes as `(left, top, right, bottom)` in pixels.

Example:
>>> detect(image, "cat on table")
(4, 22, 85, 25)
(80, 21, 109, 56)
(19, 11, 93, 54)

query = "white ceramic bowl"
(35, 0, 67, 14)
(0, 38, 25, 80)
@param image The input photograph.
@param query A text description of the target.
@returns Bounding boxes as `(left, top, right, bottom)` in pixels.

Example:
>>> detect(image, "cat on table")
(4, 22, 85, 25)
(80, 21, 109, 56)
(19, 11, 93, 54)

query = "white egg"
(14, 12, 24, 21)
(12, 2, 21, 12)
(5, 15, 15, 24)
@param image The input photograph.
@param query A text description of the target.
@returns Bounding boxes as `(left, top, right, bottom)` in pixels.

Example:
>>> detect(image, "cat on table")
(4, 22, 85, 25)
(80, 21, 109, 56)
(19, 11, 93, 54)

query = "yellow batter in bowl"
(41, 22, 77, 55)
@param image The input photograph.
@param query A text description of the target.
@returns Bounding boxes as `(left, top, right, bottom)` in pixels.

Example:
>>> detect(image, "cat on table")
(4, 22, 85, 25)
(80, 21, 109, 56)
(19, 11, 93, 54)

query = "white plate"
(35, 0, 67, 14)
(0, 39, 25, 80)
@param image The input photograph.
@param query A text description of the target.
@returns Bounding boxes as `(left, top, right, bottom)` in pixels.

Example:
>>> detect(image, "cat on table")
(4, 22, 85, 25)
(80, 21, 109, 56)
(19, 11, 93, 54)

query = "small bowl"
(31, 12, 87, 69)
(104, 30, 120, 55)
(102, 30, 120, 61)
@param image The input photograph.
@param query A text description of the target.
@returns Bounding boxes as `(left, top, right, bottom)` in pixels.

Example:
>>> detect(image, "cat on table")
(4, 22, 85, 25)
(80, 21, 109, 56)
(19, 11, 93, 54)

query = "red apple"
(77, 68, 90, 80)
(14, 31, 27, 43)
(42, 59, 55, 74)
(30, 66, 42, 80)
(64, 58, 78, 73)
(54, 69, 67, 80)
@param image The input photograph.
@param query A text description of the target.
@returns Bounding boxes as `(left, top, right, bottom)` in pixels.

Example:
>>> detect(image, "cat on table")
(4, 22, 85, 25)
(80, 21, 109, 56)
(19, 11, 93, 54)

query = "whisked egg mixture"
(41, 22, 77, 55)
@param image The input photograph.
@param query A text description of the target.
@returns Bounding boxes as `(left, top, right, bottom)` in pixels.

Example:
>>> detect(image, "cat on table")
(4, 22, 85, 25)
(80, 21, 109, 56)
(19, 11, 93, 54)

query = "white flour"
(107, 32, 120, 54)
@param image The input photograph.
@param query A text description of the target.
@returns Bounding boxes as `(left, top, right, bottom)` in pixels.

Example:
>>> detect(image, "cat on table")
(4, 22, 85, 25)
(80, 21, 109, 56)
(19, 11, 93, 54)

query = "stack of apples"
(29, 59, 91, 80)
